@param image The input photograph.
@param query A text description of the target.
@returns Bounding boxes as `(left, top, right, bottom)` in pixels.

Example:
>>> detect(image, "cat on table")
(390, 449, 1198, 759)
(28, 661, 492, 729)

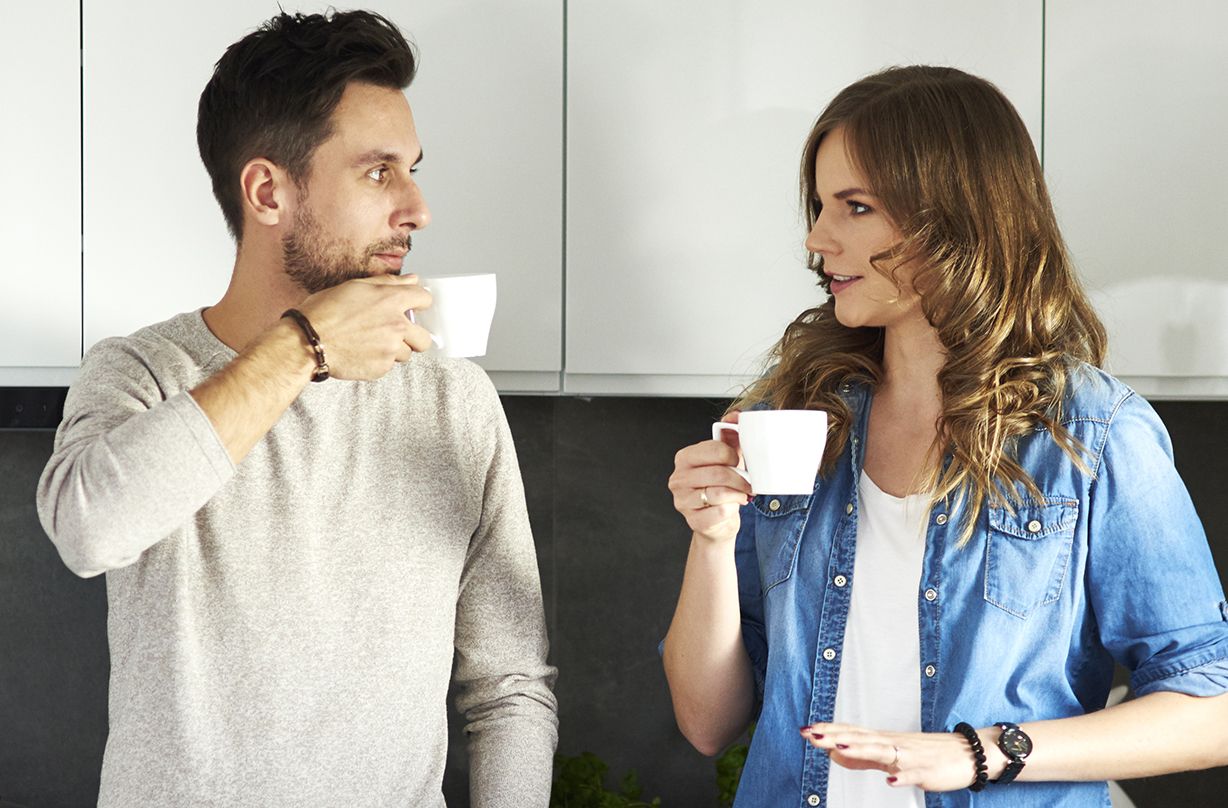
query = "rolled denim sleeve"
(734, 502, 770, 710)
(1086, 392, 1228, 697)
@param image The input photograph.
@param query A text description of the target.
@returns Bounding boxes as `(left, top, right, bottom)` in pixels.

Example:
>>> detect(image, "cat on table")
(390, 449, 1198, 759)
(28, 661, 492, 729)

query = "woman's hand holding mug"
(668, 411, 752, 543)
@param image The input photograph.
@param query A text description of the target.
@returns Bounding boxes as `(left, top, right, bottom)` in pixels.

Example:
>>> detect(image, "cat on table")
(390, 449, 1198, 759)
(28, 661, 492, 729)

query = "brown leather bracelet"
(281, 308, 330, 382)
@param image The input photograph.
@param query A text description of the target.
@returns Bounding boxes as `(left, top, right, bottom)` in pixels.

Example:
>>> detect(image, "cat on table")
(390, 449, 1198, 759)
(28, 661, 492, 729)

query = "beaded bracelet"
(953, 722, 989, 792)
(282, 308, 330, 383)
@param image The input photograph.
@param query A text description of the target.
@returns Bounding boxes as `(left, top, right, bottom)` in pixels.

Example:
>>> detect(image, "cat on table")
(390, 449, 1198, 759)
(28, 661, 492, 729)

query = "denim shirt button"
(924, 664, 936, 677)
(935, 513, 949, 525)
(1026, 519, 1042, 533)
(768, 498, 781, 512)
(925, 588, 938, 602)
(834, 574, 848, 587)
(822, 648, 837, 661)
(845, 502, 854, 515)
(808, 795, 822, 806)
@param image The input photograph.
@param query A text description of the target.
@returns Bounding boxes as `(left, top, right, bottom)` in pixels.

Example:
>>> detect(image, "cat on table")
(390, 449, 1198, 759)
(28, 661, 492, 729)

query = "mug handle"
(404, 307, 446, 350)
(712, 422, 752, 485)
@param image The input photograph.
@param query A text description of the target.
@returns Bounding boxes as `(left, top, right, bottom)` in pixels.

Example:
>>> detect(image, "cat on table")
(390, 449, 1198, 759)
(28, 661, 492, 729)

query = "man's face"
(282, 82, 429, 294)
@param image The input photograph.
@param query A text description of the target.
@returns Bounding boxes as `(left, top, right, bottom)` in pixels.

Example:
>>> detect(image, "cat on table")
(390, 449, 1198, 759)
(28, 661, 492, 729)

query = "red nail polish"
(812, 733, 824, 739)
(836, 743, 849, 749)
(887, 776, 898, 784)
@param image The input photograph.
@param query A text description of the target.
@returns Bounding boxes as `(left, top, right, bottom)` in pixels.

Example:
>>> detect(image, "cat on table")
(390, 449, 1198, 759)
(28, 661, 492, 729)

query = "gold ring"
(699, 487, 710, 508)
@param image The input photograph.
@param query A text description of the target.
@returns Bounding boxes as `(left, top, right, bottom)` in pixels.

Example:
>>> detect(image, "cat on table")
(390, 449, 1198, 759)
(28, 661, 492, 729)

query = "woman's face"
(806, 126, 925, 331)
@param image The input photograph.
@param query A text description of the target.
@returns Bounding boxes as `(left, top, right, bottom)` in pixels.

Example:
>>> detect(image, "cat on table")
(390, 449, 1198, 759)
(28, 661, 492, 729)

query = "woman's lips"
(828, 275, 862, 294)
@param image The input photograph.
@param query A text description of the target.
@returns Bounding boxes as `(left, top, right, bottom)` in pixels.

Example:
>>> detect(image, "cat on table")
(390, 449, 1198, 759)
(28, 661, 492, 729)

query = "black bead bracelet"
(953, 722, 989, 792)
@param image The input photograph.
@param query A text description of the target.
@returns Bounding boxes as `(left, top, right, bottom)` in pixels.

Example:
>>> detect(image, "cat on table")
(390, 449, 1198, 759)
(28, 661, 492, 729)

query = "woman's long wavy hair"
(733, 65, 1107, 544)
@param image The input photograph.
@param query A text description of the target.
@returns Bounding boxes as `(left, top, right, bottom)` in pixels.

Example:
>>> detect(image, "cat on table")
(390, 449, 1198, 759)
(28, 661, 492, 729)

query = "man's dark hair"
(197, 9, 417, 241)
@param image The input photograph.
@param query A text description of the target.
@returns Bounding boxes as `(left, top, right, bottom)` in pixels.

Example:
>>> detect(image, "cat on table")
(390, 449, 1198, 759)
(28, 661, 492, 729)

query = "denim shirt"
(732, 365, 1228, 808)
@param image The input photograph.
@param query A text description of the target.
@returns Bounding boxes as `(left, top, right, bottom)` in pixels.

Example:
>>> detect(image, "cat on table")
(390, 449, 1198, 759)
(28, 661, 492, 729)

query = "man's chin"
(327, 267, 384, 287)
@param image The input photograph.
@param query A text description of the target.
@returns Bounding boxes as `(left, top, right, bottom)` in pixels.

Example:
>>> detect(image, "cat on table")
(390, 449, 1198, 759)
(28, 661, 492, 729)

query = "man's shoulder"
(87, 310, 210, 358)
(78, 310, 221, 393)
(400, 354, 499, 405)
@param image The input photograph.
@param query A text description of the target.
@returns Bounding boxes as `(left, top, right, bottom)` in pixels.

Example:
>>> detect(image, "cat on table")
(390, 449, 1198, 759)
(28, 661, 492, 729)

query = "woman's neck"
(878, 316, 946, 406)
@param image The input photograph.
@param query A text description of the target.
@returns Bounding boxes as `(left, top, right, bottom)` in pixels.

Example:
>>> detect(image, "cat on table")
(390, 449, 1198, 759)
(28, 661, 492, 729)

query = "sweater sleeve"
(451, 371, 558, 807)
(35, 336, 235, 577)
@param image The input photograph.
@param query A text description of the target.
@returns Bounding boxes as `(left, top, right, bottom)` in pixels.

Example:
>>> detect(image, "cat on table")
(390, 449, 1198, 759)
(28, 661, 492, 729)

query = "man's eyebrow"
(352, 148, 425, 168)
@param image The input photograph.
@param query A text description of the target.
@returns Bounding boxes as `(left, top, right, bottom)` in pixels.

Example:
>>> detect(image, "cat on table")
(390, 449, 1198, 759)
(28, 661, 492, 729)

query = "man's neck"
(203, 239, 307, 352)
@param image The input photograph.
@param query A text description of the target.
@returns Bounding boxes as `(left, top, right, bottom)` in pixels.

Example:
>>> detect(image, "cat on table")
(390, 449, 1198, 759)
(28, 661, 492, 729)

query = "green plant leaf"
(551, 751, 662, 808)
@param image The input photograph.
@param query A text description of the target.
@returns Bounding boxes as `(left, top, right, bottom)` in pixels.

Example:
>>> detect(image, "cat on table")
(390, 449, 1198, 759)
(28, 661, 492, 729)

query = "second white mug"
(712, 409, 827, 495)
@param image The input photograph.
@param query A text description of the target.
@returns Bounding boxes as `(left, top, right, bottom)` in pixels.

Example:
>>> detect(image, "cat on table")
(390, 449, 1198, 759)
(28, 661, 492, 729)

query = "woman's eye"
(848, 201, 871, 215)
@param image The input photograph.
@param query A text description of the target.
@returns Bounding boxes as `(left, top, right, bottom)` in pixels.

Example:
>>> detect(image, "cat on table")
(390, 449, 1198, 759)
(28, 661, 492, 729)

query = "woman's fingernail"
(799, 726, 811, 733)
(887, 776, 898, 784)
(836, 743, 849, 750)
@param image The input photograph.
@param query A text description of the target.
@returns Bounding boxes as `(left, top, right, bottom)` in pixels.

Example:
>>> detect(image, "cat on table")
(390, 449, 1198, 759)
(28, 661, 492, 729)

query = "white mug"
(413, 273, 497, 358)
(712, 409, 827, 495)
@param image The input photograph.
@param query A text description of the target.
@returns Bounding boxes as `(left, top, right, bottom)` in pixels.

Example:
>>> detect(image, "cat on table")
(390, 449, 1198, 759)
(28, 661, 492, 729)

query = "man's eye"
(367, 167, 387, 182)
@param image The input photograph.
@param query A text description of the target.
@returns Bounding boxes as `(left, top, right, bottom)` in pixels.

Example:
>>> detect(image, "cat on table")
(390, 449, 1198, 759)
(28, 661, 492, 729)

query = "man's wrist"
(257, 319, 319, 384)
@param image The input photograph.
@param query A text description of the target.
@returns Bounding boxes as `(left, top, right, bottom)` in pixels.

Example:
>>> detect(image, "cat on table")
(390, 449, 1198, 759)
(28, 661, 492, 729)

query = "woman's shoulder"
(1058, 361, 1175, 465)
(1058, 362, 1139, 426)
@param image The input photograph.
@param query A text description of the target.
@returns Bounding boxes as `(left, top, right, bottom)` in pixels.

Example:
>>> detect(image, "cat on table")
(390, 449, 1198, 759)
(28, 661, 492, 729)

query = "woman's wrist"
(977, 725, 1011, 781)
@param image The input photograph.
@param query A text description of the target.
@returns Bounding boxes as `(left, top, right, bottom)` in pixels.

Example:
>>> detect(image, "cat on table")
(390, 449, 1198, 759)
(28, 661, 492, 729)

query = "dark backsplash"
(1, 395, 1224, 807)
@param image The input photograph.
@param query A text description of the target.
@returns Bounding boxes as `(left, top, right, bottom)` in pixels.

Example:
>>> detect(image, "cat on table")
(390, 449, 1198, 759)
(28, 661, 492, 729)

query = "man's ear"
(239, 158, 294, 229)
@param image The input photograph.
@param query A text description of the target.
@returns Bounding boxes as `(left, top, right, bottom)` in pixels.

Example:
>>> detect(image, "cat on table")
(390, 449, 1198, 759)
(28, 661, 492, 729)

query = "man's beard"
(282, 202, 411, 294)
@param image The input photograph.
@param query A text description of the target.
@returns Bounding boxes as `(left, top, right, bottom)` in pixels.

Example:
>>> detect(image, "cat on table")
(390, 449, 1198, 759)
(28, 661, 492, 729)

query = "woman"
(663, 65, 1228, 807)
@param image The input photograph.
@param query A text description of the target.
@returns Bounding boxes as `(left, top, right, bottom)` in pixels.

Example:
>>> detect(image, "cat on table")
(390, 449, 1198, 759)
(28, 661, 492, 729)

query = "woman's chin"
(832, 305, 873, 330)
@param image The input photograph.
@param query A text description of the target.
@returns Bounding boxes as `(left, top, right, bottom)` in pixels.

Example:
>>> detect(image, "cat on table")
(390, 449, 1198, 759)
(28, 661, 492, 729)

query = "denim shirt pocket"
(752, 493, 813, 593)
(983, 498, 1079, 619)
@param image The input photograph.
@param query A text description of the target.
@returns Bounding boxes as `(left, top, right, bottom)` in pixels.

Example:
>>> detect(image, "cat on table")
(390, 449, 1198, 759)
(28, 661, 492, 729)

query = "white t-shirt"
(825, 471, 929, 808)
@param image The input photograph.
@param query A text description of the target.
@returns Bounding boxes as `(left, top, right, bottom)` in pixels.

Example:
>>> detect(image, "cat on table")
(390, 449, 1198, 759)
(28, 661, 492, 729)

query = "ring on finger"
(889, 744, 900, 771)
(699, 487, 711, 508)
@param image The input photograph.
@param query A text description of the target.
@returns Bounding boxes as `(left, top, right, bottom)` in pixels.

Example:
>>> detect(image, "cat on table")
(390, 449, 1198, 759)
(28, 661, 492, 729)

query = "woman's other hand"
(801, 722, 1006, 792)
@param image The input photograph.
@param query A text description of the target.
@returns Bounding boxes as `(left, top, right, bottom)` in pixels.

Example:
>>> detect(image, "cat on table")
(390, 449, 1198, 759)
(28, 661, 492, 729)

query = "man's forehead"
(324, 84, 422, 161)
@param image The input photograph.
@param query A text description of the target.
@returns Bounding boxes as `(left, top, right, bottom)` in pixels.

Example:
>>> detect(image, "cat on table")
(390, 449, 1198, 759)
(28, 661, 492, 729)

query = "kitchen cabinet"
(564, 0, 1044, 396)
(1045, 0, 1228, 398)
(82, 0, 562, 391)
(0, 0, 82, 385)
(8, 1, 1228, 399)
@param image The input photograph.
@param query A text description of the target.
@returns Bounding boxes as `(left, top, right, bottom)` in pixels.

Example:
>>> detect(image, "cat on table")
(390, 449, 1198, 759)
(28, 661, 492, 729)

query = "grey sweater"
(36, 310, 558, 807)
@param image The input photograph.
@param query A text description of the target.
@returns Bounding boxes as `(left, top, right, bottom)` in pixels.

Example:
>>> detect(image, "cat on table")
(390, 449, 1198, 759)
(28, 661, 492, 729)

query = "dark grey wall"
(1, 397, 1225, 807)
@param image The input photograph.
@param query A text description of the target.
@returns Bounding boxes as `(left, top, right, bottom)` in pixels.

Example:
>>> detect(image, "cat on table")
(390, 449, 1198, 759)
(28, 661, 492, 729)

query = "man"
(36, 10, 557, 807)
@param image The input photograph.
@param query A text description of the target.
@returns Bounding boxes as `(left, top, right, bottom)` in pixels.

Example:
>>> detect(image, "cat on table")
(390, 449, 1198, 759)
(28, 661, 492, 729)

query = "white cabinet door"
(566, 0, 1042, 396)
(82, 0, 246, 352)
(407, 0, 563, 392)
(84, 1, 562, 392)
(0, 0, 82, 384)
(1046, 1, 1228, 398)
